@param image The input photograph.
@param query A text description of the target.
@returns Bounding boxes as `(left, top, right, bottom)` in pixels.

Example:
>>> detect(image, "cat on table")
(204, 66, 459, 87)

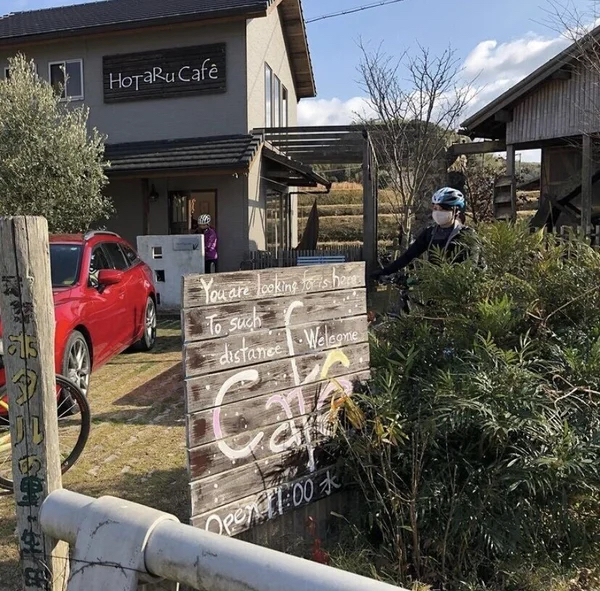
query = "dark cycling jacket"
(382, 223, 477, 275)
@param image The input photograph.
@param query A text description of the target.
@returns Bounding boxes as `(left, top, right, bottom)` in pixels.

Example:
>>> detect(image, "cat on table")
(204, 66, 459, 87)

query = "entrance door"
(169, 191, 217, 234)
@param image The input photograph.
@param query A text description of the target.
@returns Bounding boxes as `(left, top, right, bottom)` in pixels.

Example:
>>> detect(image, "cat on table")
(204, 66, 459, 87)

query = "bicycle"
(367, 272, 417, 331)
(0, 374, 91, 491)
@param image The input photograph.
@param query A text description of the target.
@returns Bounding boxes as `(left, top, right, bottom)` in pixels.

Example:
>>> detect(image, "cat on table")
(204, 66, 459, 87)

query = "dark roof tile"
(0, 0, 270, 41)
(104, 134, 262, 174)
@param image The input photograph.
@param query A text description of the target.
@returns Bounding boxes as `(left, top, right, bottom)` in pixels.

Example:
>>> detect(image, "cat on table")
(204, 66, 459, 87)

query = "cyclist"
(371, 187, 478, 279)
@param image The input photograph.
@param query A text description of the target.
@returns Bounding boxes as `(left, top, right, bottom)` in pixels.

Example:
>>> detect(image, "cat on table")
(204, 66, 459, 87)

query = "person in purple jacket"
(197, 214, 218, 273)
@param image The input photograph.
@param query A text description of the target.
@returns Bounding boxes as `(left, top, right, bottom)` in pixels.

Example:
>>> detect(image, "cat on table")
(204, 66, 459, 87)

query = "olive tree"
(0, 54, 113, 232)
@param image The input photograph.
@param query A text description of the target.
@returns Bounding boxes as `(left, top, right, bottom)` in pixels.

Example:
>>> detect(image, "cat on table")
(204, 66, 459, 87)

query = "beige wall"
(108, 173, 248, 272)
(246, 7, 298, 130)
(0, 20, 248, 144)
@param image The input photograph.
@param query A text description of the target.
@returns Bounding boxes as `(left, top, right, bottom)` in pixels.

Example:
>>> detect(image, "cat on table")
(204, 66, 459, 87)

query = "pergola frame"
(256, 125, 379, 275)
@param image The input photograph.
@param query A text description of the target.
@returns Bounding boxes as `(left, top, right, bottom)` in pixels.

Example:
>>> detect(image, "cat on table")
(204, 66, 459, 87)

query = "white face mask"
(432, 210, 454, 227)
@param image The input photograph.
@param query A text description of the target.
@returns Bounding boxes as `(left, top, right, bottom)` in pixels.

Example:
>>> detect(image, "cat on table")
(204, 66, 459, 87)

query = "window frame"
(3, 67, 9, 80)
(273, 75, 281, 128)
(48, 58, 84, 101)
(281, 85, 289, 127)
(265, 63, 273, 127)
(121, 244, 141, 268)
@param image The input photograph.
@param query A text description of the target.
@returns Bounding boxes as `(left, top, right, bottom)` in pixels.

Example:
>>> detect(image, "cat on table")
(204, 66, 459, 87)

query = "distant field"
(298, 183, 398, 247)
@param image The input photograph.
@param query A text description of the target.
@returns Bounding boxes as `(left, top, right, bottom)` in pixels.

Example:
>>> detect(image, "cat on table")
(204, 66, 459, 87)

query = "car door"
(84, 244, 129, 366)
(102, 241, 138, 349)
(120, 243, 149, 343)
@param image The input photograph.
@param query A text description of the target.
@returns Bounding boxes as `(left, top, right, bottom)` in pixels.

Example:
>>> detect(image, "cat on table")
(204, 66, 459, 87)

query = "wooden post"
(0, 217, 68, 591)
(582, 134, 593, 236)
(506, 144, 517, 221)
(362, 132, 376, 276)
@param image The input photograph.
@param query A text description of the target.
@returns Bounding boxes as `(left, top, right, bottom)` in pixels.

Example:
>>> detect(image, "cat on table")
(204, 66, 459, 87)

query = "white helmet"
(198, 214, 211, 225)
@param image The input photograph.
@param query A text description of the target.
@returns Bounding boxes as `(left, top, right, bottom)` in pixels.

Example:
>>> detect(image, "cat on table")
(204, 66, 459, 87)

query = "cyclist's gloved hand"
(370, 268, 385, 280)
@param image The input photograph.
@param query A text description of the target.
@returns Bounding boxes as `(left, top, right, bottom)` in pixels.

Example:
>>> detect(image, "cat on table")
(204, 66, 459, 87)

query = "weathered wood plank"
(190, 446, 333, 516)
(184, 315, 368, 377)
(183, 288, 366, 342)
(191, 467, 343, 537)
(187, 369, 370, 448)
(0, 217, 69, 590)
(185, 342, 370, 414)
(187, 372, 367, 478)
(182, 262, 365, 309)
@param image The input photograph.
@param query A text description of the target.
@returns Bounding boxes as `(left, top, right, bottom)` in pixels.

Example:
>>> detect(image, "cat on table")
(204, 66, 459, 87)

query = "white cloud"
(299, 30, 571, 130)
(298, 96, 374, 126)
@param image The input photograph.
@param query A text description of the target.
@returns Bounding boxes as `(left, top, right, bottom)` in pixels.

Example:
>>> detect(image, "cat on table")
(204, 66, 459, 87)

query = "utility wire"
(306, 0, 406, 24)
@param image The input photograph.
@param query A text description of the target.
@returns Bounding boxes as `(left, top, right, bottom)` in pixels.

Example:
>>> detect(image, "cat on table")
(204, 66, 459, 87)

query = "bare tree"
(358, 43, 473, 245)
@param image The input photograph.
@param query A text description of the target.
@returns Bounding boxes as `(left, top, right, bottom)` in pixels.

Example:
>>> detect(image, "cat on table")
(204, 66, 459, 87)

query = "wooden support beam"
(448, 140, 507, 157)
(506, 145, 517, 221)
(362, 136, 377, 277)
(582, 134, 593, 235)
(0, 217, 69, 591)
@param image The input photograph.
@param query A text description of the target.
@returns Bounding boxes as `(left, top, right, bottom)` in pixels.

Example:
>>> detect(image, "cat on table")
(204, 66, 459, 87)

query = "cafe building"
(0, 0, 328, 271)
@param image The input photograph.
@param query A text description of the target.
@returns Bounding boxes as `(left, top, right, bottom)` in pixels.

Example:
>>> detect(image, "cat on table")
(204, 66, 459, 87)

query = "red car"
(0, 231, 157, 400)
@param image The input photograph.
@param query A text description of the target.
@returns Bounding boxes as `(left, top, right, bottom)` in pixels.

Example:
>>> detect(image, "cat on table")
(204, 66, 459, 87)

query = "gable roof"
(461, 25, 600, 139)
(0, 0, 316, 98)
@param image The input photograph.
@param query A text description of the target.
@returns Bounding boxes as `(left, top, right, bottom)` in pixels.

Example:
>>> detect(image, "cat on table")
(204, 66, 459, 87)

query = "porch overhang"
(104, 134, 262, 177)
(262, 146, 332, 189)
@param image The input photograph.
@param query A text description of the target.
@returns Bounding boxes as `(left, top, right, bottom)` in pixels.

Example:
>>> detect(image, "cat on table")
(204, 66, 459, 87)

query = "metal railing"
(40, 490, 406, 591)
(240, 246, 364, 269)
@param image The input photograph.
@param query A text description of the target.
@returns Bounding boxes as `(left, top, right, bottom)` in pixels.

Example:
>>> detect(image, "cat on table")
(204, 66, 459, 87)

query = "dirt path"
(0, 319, 187, 591)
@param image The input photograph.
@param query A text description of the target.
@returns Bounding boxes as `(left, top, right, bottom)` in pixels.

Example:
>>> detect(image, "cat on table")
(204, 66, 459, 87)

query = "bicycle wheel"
(0, 374, 91, 491)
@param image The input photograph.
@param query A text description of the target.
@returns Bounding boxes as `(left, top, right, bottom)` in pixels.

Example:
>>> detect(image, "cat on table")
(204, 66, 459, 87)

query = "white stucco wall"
(246, 7, 298, 130)
(137, 235, 204, 310)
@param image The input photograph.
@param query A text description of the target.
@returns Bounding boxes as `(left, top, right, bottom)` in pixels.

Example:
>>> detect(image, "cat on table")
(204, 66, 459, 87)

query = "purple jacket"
(203, 227, 218, 261)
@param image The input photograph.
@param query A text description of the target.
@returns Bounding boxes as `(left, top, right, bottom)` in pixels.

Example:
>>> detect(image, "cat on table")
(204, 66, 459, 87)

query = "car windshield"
(50, 244, 83, 287)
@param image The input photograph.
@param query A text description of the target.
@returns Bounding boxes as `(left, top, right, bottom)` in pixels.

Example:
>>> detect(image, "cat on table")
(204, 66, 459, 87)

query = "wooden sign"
(183, 263, 369, 535)
(103, 43, 226, 103)
(0, 217, 68, 591)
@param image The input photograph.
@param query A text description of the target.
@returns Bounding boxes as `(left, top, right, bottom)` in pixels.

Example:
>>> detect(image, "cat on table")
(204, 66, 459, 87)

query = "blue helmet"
(432, 187, 465, 210)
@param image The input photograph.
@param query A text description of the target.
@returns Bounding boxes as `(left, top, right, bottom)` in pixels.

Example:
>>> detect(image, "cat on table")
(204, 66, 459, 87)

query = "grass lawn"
(0, 318, 187, 591)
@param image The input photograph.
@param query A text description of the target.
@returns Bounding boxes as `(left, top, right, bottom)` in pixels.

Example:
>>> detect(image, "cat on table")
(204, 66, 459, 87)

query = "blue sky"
(0, 0, 595, 158)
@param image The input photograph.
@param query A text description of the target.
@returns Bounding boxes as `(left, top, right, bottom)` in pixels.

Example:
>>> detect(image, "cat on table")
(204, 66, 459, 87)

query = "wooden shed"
(453, 26, 600, 232)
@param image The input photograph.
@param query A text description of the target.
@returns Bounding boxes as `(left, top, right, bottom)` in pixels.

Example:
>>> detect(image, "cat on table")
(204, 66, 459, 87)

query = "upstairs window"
(265, 63, 273, 127)
(281, 85, 289, 127)
(273, 75, 281, 127)
(49, 59, 84, 100)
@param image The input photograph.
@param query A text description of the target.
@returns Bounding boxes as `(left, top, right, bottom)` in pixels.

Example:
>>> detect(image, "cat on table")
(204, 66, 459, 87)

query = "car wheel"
(135, 297, 157, 352)
(61, 331, 91, 398)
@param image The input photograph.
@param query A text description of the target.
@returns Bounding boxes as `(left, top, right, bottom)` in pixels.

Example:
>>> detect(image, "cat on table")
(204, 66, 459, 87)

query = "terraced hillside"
(298, 183, 399, 248)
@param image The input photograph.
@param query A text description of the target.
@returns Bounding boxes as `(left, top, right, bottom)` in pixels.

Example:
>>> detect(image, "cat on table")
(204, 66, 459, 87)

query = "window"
(122, 244, 141, 266)
(282, 86, 288, 127)
(103, 242, 129, 271)
(89, 245, 111, 287)
(3, 68, 10, 80)
(49, 59, 84, 100)
(265, 64, 273, 127)
(50, 245, 82, 287)
(273, 75, 281, 127)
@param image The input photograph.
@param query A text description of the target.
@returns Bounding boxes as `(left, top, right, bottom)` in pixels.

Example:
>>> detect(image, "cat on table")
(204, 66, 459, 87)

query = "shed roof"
(461, 24, 600, 140)
(0, 0, 316, 97)
(104, 134, 262, 174)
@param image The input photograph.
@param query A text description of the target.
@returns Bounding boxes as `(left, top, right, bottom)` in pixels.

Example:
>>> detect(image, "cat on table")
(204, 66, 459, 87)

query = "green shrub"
(335, 222, 600, 590)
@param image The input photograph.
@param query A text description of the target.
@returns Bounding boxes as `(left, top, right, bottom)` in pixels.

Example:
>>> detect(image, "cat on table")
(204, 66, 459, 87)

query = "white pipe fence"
(40, 490, 407, 591)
